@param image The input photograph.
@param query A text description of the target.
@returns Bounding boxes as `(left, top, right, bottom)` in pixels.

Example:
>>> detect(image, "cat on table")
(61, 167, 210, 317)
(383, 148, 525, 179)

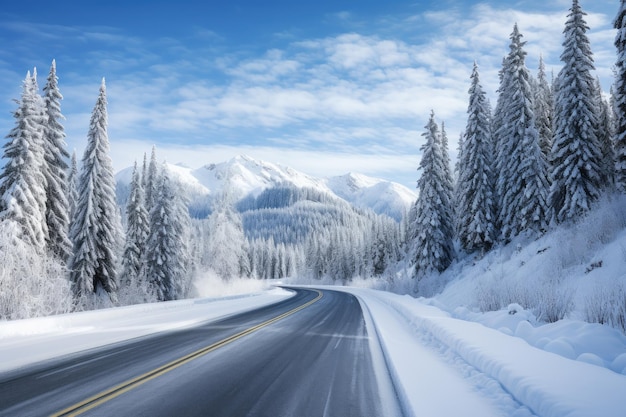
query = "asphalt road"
(0, 288, 402, 417)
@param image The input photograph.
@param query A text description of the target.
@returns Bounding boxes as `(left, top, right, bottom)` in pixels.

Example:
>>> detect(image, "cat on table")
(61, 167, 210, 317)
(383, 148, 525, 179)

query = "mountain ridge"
(115, 154, 416, 220)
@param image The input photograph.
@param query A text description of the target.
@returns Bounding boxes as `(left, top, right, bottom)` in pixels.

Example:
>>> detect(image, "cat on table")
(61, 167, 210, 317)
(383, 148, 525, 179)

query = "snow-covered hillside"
(115, 155, 416, 220)
(326, 172, 416, 221)
(355, 193, 626, 380)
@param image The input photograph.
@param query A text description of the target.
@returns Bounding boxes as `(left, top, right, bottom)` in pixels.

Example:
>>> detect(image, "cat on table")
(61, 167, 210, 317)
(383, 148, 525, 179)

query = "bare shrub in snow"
(585, 283, 626, 334)
(475, 270, 573, 322)
(575, 194, 626, 248)
(476, 278, 504, 312)
(0, 221, 72, 319)
(533, 281, 574, 323)
(548, 194, 626, 270)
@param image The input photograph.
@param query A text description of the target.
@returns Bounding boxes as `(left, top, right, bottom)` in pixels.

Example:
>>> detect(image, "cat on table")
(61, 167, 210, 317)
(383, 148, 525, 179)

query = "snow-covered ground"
(342, 287, 626, 417)
(0, 287, 291, 373)
(2, 284, 625, 416)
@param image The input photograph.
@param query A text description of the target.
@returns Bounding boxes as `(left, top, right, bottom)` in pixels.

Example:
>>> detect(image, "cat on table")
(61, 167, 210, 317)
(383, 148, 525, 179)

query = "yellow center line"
(50, 289, 323, 417)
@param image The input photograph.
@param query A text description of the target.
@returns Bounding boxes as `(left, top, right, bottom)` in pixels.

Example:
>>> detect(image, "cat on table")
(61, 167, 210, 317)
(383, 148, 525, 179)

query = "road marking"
(50, 289, 323, 417)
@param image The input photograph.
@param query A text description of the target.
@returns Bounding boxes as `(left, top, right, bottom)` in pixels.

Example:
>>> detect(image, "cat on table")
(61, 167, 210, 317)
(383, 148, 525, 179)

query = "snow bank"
(0, 288, 292, 373)
(450, 304, 626, 373)
(342, 287, 626, 417)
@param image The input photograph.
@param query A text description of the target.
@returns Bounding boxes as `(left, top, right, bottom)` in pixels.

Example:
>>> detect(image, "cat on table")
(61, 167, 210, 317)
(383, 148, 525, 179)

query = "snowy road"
(2, 286, 626, 416)
(0, 288, 401, 417)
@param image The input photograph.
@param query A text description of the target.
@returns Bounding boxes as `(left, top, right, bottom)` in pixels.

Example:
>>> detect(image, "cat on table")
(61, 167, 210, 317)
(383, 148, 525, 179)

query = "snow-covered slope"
(116, 155, 416, 220)
(326, 173, 416, 221)
(190, 155, 332, 199)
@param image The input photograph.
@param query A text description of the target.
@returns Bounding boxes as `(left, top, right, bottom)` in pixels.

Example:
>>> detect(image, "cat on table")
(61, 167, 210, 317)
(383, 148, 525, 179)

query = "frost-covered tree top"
(534, 55, 554, 161)
(550, 0, 603, 223)
(0, 71, 48, 252)
(145, 146, 159, 212)
(410, 111, 454, 279)
(206, 191, 248, 280)
(456, 63, 496, 252)
(67, 150, 78, 221)
(121, 162, 150, 290)
(42, 59, 71, 261)
(146, 165, 190, 301)
(69, 79, 123, 302)
(495, 24, 549, 239)
(614, 0, 626, 191)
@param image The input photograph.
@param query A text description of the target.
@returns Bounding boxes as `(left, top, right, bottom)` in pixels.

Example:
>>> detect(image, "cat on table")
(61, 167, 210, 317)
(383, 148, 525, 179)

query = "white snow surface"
(2, 284, 625, 416)
(0, 288, 292, 373)
(340, 287, 626, 417)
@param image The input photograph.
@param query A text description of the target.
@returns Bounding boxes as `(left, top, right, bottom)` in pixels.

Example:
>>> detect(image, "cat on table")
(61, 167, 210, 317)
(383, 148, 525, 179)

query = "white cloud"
(0, 1, 619, 188)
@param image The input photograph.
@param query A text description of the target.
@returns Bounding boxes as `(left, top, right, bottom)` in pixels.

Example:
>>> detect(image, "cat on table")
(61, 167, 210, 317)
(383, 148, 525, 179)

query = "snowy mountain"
(116, 155, 416, 220)
(325, 173, 416, 221)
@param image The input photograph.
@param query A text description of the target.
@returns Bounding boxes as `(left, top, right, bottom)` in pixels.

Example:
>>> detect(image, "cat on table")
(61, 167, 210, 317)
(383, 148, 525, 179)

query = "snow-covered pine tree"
(144, 146, 159, 212)
(120, 162, 150, 298)
(409, 111, 454, 279)
(440, 122, 455, 206)
(534, 55, 554, 162)
(616, 0, 626, 192)
(491, 57, 509, 235)
(205, 189, 250, 281)
(456, 63, 496, 253)
(549, 0, 604, 223)
(69, 79, 123, 305)
(67, 151, 78, 221)
(594, 77, 615, 188)
(42, 59, 71, 262)
(496, 24, 549, 239)
(146, 165, 190, 301)
(141, 152, 148, 189)
(0, 71, 48, 253)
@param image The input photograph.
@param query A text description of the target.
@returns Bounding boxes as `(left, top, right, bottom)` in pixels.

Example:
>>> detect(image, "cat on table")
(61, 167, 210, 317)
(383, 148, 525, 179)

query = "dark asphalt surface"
(0, 288, 402, 417)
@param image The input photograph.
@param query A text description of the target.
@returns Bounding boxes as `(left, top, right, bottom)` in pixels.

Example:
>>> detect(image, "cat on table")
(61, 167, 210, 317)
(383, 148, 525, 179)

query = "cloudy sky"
(0, 0, 619, 189)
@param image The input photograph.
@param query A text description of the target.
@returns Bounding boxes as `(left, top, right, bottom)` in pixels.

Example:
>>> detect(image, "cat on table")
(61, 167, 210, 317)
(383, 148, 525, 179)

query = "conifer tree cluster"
(0, 63, 192, 317)
(410, 0, 624, 284)
(614, 0, 626, 191)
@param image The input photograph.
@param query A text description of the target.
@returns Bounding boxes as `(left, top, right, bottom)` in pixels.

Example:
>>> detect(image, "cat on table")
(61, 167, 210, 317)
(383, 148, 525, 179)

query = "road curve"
(0, 288, 402, 417)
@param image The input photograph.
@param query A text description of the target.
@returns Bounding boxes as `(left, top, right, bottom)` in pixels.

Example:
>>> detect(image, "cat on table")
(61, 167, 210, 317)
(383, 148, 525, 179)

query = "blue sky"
(0, 0, 619, 189)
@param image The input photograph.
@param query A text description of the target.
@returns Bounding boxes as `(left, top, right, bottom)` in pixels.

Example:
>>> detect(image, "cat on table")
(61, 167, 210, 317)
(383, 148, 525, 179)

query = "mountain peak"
(116, 155, 416, 220)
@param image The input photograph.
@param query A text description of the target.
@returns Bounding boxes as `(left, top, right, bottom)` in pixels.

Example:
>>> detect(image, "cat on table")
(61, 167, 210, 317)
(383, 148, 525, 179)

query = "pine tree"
(439, 124, 455, 246)
(0, 71, 48, 253)
(594, 78, 615, 188)
(616, 0, 626, 191)
(496, 24, 549, 239)
(205, 189, 250, 280)
(491, 57, 508, 235)
(69, 79, 122, 304)
(409, 111, 454, 279)
(146, 165, 190, 301)
(440, 121, 455, 205)
(534, 55, 554, 161)
(550, 0, 604, 223)
(141, 152, 148, 189)
(144, 146, 159, 212)
(121, 162, 150, 292)
(67, 151, 79, 221)
(456, 63, 496, 252)
(42, 59, 71, 262)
